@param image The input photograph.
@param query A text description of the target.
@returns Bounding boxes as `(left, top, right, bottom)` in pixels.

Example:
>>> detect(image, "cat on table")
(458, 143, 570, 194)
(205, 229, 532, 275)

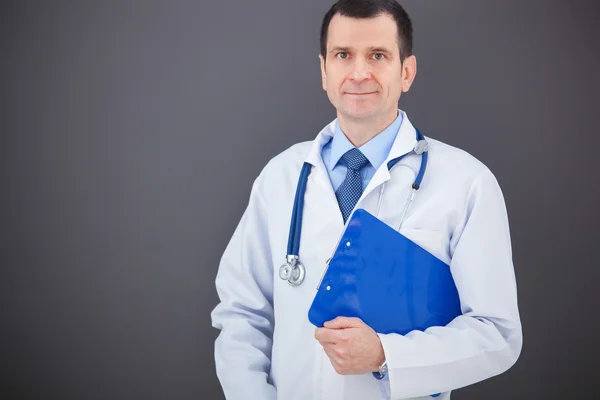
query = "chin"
(340, 103, 380, 120)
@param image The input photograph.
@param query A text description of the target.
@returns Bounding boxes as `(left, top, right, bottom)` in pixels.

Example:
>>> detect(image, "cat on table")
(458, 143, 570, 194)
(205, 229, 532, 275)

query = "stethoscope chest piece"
(279, 255, 306, 286)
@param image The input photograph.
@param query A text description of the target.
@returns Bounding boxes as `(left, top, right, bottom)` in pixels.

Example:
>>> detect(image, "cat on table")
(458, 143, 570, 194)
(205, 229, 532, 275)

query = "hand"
(314, 317, 385, 375)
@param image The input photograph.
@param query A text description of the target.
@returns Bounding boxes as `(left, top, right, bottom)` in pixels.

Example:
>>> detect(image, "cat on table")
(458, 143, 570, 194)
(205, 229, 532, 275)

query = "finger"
(324, 349, 339, 371)
(323, 343, 335, 356)
(314, 327, 339, 344)
(323, 345, 348, 375)
(324, 316, 365, 329)
(322, 344, 338, 364)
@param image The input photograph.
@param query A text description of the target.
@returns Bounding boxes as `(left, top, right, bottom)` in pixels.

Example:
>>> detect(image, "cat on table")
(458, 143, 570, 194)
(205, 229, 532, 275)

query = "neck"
(337, 109, 399, 147)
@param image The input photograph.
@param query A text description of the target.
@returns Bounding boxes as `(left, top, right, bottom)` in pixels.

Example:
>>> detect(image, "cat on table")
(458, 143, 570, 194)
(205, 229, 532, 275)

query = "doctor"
(211, 0, 522, 399)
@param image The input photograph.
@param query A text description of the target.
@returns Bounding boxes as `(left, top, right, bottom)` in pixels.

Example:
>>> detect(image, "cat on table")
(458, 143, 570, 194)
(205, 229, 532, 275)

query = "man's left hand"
(314, 316, 385, 375)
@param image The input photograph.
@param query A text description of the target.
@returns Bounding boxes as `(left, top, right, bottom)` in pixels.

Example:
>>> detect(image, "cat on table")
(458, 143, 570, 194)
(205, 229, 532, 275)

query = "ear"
(401, 55, 417, 93)
(319, 54, 327, 91)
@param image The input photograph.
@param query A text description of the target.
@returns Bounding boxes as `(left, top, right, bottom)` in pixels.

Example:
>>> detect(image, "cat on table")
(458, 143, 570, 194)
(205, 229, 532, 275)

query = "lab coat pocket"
(400, 228, 445, 256)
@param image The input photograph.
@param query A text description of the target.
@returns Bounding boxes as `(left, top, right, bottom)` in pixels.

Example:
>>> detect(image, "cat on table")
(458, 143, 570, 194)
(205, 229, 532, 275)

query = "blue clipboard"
(308, 209, 461, 335)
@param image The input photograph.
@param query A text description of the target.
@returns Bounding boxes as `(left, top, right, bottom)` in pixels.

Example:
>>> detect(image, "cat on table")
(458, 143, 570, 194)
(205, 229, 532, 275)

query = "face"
(319, 13, 417, 122)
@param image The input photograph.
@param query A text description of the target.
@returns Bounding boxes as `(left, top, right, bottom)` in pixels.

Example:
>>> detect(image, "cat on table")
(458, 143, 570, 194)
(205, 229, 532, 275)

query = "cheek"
(324, 66, 347, 89)
(326, 76, 344, 94)
(384, 75, 404, 96)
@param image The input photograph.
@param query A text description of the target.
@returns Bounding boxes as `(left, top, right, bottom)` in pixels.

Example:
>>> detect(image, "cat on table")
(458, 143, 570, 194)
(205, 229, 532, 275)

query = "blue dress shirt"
(321, 112, 403, 192)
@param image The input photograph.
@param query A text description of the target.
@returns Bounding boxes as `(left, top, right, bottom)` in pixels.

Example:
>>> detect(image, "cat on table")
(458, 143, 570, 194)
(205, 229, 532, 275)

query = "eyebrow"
(328, 46, 393, 55)
(369, 47, 392, 55)
(329, 46, 352, 54)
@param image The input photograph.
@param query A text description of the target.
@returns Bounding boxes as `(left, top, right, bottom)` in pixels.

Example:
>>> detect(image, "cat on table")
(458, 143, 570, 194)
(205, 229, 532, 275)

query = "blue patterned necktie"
(335, 148, 370, 223)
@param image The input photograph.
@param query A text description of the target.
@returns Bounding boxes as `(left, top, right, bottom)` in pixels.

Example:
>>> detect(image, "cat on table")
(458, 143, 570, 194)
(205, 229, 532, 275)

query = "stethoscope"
(279, 128, 429, 286)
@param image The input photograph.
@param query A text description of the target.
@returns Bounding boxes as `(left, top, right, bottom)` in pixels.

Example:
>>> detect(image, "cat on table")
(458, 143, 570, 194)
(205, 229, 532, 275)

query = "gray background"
(1, 0, 599, 399)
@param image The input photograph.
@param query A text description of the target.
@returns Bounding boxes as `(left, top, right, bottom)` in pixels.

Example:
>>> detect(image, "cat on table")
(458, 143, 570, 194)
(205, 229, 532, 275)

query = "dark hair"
(320, 0, 413, 63)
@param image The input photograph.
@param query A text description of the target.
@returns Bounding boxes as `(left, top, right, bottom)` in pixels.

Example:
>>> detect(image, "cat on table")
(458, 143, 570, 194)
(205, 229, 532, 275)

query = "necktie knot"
(340, 148, 369, 171)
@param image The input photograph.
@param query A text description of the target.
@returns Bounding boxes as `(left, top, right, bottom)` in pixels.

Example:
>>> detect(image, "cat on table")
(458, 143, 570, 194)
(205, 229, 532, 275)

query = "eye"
(372, 53, 385, 61)
(336, 52, 349, 59)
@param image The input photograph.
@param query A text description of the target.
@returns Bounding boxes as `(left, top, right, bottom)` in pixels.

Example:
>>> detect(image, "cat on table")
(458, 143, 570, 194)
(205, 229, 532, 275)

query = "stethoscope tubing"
(281, 128, 428, 286)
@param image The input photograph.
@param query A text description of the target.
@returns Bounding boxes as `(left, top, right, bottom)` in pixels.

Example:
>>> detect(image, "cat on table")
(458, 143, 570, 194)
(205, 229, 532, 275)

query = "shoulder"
(268, 141, 313, 168)
(264, 140, 312, 175)
(426, 137, 488, 172)
(419, 135, 506, 210)
(425, 136, 496, 185)
(252, 140, 313, 193)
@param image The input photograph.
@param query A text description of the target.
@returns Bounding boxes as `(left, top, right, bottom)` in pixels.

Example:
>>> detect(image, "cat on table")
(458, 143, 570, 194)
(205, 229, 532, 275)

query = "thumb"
(324, 316, 363, 329)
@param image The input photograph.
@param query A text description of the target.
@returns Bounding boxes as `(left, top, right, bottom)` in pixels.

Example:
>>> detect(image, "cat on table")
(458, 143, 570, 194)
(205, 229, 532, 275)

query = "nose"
(348, 57, 372, 83)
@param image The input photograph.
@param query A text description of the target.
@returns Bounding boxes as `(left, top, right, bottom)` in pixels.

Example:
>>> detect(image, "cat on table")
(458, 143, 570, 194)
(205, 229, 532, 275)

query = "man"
(211, 1, 522, 399)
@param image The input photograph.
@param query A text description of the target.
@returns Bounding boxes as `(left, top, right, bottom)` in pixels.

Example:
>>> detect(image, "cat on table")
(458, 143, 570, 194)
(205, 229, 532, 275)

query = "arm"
(210, 176, 277, 399)
(379, 168, 523, 399)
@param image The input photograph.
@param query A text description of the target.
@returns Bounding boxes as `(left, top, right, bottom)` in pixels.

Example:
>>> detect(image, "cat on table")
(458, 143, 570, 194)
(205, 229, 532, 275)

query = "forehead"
(326, 13, 399, 53)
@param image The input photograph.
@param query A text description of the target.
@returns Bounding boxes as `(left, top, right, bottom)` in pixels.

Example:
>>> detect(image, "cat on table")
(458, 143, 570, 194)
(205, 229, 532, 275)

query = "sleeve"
(210, 174, 277, 400)
(378, 168, 523, 399)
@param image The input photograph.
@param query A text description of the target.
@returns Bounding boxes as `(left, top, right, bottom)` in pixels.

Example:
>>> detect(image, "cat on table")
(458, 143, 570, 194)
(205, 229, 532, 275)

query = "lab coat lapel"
(303, 119, 345, 227)
(359, 113, 419, 201)
(304, 120, 337, 192)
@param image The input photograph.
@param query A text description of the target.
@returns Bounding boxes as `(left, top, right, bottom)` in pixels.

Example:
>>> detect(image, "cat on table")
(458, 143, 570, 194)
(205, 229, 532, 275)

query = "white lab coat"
(211, 111, 522, 400)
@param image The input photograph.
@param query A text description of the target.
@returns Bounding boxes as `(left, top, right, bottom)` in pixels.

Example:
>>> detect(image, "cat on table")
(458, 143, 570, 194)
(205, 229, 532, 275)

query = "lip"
(345, 91, 377, 95)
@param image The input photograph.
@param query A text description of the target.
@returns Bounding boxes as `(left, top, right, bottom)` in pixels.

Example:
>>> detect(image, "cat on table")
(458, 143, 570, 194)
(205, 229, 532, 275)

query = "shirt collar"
(314, 111, 404, 170)
(305, 109, 417, 168)
(348, 111, 403, 170)
(326, 122, 355, 170)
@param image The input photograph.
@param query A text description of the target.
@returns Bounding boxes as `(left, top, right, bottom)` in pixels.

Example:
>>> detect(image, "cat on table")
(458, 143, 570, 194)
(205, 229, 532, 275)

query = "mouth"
(345, 91, 377, 96)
